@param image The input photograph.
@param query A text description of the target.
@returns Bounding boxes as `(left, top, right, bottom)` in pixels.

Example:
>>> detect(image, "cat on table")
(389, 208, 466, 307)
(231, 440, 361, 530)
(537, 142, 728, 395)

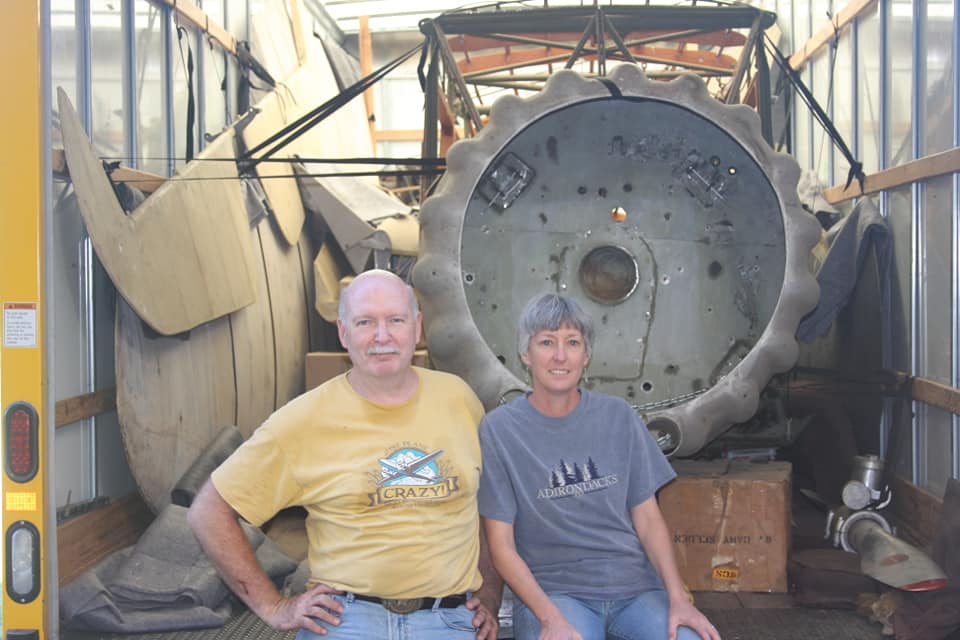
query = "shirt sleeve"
(210, 423, 304, 527)
(477, 417, 518, 523)
(624, 409, 677, 508)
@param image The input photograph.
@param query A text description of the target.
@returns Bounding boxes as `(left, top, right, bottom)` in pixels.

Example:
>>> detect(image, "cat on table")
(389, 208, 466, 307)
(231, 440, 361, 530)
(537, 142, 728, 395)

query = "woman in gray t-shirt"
(479, 293, 719, 640)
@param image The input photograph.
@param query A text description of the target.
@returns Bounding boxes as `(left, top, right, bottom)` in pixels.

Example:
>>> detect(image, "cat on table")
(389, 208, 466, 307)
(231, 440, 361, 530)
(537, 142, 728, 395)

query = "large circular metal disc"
(414, 67, 820, 456)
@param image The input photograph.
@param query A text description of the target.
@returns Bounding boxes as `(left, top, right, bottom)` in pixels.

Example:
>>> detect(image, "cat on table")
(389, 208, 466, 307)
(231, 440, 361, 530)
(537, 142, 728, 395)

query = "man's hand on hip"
(262, 583, 344, 635)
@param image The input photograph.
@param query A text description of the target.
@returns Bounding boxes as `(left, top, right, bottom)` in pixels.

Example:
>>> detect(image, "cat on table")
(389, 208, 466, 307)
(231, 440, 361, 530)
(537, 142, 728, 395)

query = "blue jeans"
(513, 590, 702, 640)
(294, 594, 476, 640)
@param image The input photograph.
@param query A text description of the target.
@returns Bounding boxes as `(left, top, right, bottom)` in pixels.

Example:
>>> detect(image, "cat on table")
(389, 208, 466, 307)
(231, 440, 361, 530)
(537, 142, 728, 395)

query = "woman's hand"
(668, 597, 720, 640)
(539, 613, 582, 640)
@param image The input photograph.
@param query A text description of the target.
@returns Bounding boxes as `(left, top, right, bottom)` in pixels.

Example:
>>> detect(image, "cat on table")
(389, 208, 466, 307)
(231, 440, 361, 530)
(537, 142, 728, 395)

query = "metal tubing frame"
(123, 0, 138, 168)
(826, 3, 835, 190)
(420, 37, 439, 201)
(805, 3, 815, 170)
(724, 13, 763, 104)
(910, 0, 924, 487)
(429, 20, 483, 134)
(851, 12, 860, 165)
(77, 0, 99, 499)
(195, 26, 206, 153)
(879, 0, 893, 459)
(164, 3, 176, 176)
(953, 0, 960, 479)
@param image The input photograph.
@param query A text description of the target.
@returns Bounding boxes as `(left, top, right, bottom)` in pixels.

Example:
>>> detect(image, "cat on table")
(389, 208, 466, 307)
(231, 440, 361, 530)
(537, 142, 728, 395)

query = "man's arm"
(187, 480, 343, 634)
(466, 522, 504, 640)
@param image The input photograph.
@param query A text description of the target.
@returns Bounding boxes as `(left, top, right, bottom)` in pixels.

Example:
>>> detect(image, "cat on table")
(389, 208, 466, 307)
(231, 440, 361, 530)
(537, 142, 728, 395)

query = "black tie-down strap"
(766, 34, 865, 194)
(240, 43, 423, 172)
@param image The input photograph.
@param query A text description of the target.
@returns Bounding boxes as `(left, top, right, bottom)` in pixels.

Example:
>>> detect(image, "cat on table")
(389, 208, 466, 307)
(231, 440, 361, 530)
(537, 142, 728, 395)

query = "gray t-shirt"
(478, 389, 676, 599)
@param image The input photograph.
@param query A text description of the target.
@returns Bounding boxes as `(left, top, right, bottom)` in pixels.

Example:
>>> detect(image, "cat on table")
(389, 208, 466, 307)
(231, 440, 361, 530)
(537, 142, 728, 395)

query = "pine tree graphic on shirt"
(585, 457, 599, 480)
(551, 468, 565, 487)
(550, 458, 601, 488)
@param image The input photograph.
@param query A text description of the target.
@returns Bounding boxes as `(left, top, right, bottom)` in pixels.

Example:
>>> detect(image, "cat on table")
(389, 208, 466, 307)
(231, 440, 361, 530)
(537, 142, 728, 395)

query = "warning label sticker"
(3, 302, 38, 348)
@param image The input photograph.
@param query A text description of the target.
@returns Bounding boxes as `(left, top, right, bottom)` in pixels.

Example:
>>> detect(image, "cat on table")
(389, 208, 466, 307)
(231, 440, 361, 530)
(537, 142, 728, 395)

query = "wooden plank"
(360, 16, 376, 145)
(459, 45, 737, 76)
(53, 148, 166, 194)
(824, 148, 960, 204)
(57, 493, 154, 586)
(890, 475, 943, 547)
(909, 376, 960, 416)
(59, 89, 258, 335)
(154, 0, 237, 56)
(446, 30, 746, 53)
(55, 388, 116, 428)
(375, 129, 425, 142)
(788, 0, 877, 70)
(289, 0, 308, 65)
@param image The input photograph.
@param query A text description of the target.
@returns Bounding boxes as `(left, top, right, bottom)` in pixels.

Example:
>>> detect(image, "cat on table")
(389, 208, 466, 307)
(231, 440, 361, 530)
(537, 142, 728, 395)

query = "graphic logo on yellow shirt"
(367, 445, 461, 506)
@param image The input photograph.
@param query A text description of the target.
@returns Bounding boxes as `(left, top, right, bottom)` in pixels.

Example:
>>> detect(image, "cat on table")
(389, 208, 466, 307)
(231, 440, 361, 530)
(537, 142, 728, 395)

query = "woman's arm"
(483, 518, 582, 640)
(631, 497, 721, 640)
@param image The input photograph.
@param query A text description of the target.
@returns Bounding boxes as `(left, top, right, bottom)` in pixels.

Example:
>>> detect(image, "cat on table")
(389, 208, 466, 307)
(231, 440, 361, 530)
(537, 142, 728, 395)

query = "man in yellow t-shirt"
(188, 270, 501, 640)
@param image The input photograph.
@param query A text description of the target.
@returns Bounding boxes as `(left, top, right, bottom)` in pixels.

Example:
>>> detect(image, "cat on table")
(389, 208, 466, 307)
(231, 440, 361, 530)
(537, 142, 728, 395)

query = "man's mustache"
(367, 346, 401, 355)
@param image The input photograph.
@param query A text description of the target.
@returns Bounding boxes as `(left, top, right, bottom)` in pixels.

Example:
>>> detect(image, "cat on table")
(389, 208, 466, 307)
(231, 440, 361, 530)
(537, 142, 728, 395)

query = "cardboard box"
(305, 350, 431, 390)
(658, 460, 792, 593)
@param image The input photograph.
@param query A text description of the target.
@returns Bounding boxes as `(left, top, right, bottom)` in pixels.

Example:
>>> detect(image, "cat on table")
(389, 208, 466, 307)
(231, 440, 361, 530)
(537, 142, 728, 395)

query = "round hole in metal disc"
(579, 245, 639, 304)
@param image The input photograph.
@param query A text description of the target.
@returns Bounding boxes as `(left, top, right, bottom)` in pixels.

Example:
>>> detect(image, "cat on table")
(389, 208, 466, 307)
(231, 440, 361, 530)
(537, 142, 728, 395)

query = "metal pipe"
(420, 37, 439, 200)
(77, 0, 98, 500)
(123, 0, 137, 168)
(195, 27, 205, 153)
(953, 0, 960, 479)
(724, 13, 762, 104)
(827, 27, 834, 186)
(806, 1, 814, 167)
(879, 0, 892, 459)
(164, 4, 175, 176)
(851, 13, 860, 165)
(910, 0, 925, 486)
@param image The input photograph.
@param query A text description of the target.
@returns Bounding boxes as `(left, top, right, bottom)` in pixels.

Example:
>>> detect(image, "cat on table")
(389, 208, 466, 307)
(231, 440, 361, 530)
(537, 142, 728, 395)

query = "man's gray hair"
(517, 293, 595, 358)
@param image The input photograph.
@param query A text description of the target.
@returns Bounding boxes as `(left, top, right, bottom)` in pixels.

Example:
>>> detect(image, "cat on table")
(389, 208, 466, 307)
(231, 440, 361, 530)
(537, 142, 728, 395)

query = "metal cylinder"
(850, 454, 884, 492)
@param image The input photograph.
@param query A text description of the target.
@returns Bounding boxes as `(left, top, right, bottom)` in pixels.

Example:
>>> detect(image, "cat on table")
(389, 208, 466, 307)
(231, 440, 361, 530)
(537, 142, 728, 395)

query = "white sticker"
(3, 302, 38, 348)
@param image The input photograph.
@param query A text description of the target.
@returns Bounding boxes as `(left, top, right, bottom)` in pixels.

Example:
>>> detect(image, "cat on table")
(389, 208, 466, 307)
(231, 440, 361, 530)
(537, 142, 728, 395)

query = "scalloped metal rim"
(413, 66, 821, 456)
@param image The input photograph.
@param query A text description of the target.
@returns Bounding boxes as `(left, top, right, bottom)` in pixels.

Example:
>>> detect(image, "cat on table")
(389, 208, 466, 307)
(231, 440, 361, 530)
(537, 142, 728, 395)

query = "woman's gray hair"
(517, 293, 595, 358)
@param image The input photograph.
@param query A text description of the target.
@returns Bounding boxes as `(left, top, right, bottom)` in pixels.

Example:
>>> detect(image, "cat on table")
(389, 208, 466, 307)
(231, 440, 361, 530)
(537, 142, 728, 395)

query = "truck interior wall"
(47, 0, 960, 521)
(52, 184, 137, 508)
(778, 0, 959, 500)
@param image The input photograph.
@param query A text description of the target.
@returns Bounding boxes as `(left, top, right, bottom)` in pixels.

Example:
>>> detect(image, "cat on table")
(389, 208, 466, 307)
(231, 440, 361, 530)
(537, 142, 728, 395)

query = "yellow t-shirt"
(211, 367, 485, 598)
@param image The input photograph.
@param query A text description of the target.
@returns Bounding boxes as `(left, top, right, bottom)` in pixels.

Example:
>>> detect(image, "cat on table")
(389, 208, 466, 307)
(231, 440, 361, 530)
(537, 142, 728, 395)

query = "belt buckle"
(382, 598, 424, 614)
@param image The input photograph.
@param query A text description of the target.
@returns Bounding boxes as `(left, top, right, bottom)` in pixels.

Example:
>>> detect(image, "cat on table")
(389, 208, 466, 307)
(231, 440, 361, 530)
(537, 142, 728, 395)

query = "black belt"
(352, 593, 468, 614)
